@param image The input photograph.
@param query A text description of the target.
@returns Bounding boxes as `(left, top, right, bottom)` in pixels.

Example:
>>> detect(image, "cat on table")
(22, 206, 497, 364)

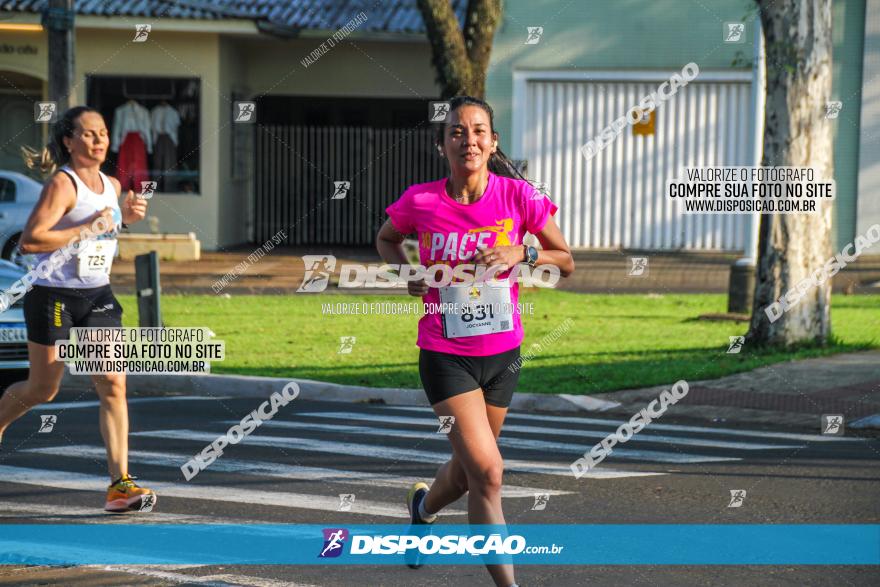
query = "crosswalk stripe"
(8, 561, 309, 587)
(0, 465, 420, 519)
(295, 411, 800, 450)
(22, 445, 574, 498)
(222, 419, 742, 465)
(131, 430, 666, 479)
(0, 501, 258, 525)
(34, 397, 222, 411)
(388, 405, 859, 442)
(88, 566, 321, 587)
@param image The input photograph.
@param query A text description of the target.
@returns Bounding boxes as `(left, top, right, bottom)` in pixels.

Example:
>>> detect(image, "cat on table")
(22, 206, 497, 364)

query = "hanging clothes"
(112, 100, 152, 191)
(111, 100, 152, 153)
(116, 132, 149, 192)
(151, 103, 181, 192)
(152, 133, 177, 192)
(151, 102, 181, 146)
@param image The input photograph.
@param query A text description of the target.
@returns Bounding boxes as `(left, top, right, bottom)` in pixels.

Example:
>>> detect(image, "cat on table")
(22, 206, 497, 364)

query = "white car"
(0, 170, 41, 267)
(0, 259, 28, 370)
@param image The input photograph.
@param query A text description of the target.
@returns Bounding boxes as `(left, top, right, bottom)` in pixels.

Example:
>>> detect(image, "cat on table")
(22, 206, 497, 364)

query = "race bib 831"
(438, 282, 514, 339)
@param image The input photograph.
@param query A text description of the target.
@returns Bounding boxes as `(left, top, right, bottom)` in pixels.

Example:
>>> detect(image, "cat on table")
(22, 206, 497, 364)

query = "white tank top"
(33, 165, 122, 289)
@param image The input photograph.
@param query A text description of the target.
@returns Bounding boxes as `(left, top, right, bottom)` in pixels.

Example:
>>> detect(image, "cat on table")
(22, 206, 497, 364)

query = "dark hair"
(435, 95, 533, 183)
(22, 105, 100, 177)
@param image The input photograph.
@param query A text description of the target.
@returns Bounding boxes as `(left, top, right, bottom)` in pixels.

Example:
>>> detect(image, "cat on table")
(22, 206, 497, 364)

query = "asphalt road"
(0, 388, 877, 587)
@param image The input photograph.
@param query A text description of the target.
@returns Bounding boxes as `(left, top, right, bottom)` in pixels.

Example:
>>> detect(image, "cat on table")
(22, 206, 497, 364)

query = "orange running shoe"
(104, 474, 157, 513)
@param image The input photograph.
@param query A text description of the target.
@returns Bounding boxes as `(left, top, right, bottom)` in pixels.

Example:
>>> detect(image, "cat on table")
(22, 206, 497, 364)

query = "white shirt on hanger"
(151, 103, 182, 145)
(111, 100, 153, 153)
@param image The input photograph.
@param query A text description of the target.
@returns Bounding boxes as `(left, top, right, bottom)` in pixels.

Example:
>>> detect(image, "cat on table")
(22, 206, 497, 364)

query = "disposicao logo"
(319, 528, 349, 558)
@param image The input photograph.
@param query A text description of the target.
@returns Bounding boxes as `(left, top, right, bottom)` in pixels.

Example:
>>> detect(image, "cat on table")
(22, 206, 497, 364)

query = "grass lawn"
(117, 290, 879, 395)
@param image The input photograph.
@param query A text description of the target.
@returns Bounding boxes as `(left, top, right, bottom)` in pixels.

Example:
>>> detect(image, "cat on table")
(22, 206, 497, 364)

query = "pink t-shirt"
(385, 172, 559, 357)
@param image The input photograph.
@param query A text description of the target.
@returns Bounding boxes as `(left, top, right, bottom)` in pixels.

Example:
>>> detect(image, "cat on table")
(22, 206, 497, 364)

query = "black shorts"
(24, 284, 123, 345)
(419, 346, 521, 408)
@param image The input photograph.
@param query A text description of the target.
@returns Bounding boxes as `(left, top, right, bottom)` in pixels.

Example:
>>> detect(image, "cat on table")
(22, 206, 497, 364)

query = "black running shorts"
(24, 284, 123, 345)
(419, 346, 521, 408)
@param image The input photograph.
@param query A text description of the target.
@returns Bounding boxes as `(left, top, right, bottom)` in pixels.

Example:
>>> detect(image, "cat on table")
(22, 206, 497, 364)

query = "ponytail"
(488, 147, 530, 182)
(21, 145, 58, 177)
(21, 105, 99, 178)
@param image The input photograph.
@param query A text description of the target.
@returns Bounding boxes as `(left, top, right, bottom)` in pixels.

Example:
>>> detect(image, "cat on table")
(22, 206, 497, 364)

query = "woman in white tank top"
(0, 106, 156, 513)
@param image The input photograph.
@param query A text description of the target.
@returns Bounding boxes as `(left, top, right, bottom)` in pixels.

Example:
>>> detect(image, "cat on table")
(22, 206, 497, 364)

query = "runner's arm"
(113, 176, 147, 225)
(473, 215, 575, 277)
(532, 215, 575, 277)
(376, 219, 427, 296)
(375, 218, 409, 265)
(19, 173, 113, 254)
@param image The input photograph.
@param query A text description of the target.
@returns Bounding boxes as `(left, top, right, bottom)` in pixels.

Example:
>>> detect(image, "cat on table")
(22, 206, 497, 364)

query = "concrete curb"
(60, 371, 621, 413)
(59, 371, 875, 431)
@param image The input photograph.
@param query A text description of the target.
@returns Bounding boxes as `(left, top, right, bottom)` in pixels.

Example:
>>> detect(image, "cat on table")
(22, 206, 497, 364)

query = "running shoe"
(104, 474, 157, 513)
(405, 481, 435, 569)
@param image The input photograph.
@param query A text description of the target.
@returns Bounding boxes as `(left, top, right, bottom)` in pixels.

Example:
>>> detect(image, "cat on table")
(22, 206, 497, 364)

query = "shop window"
(87, 76, 200, 194)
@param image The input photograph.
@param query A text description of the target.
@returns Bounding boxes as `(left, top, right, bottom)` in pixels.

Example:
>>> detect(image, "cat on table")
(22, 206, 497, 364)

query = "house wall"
(856, 0, 879, 239)
(234, 37, 438, 98)
(0, 25, 224, 248)
(0, 20, 440, 249)
(226, 36, 440, 246)
(218, 35, 251, 247)
(486, 0, 867, 249)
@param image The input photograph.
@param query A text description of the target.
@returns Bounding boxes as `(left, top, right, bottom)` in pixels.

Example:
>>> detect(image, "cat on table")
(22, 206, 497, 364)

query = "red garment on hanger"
(116, 131, 149, 191)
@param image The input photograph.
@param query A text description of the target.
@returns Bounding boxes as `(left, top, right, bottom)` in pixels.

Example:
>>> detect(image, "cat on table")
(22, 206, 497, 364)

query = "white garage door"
(519, 75, 754, 251)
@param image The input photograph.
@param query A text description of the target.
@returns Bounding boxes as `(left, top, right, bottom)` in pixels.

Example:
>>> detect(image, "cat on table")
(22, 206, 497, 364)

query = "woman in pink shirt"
(376, 96, 574, 587)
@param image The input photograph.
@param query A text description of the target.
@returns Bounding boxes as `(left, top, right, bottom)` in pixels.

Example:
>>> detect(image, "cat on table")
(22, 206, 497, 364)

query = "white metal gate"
(518, 74, 754, 251)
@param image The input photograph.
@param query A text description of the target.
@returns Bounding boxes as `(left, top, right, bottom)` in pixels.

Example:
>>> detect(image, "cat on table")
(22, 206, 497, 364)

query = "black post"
(135, 252, 162, 327)
(727, 261, 756, 314)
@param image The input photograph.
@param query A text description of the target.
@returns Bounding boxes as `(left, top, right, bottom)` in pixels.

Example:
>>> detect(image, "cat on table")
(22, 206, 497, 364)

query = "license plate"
(0, 328, 27, 343)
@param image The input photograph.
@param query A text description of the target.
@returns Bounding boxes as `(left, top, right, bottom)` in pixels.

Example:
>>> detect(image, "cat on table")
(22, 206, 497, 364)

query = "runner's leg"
(0, 342, 65, 441)
(91, 372, 128, 480)
(431, 389, 515, 587)
(423, 400, 508, 513)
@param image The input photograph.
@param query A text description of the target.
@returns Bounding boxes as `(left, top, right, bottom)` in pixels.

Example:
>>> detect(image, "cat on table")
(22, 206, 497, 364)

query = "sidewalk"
(61, 350, 880, 434)
(109, 247, 880, 295)
(596, 350, 880, 433)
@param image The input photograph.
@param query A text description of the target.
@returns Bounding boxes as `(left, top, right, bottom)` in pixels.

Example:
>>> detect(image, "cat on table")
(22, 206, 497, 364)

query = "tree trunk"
(747, 0, 835, 347)
(417, 0, 502, 98)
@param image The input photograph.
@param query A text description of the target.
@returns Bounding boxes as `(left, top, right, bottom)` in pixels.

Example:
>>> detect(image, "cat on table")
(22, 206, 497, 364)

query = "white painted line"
(92, 566, 320, 587)
(0, 465, 413, 519)
(34, 396, 224, 410)
(296, 411, 799, 450)
(224, 419, 742, 465)
(558, 393, 621, 411)
(131, 429, 665, 479)
(0, 501, 260, 525)
(387, 406, 860, 442)
(23, 445, 574, 498)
